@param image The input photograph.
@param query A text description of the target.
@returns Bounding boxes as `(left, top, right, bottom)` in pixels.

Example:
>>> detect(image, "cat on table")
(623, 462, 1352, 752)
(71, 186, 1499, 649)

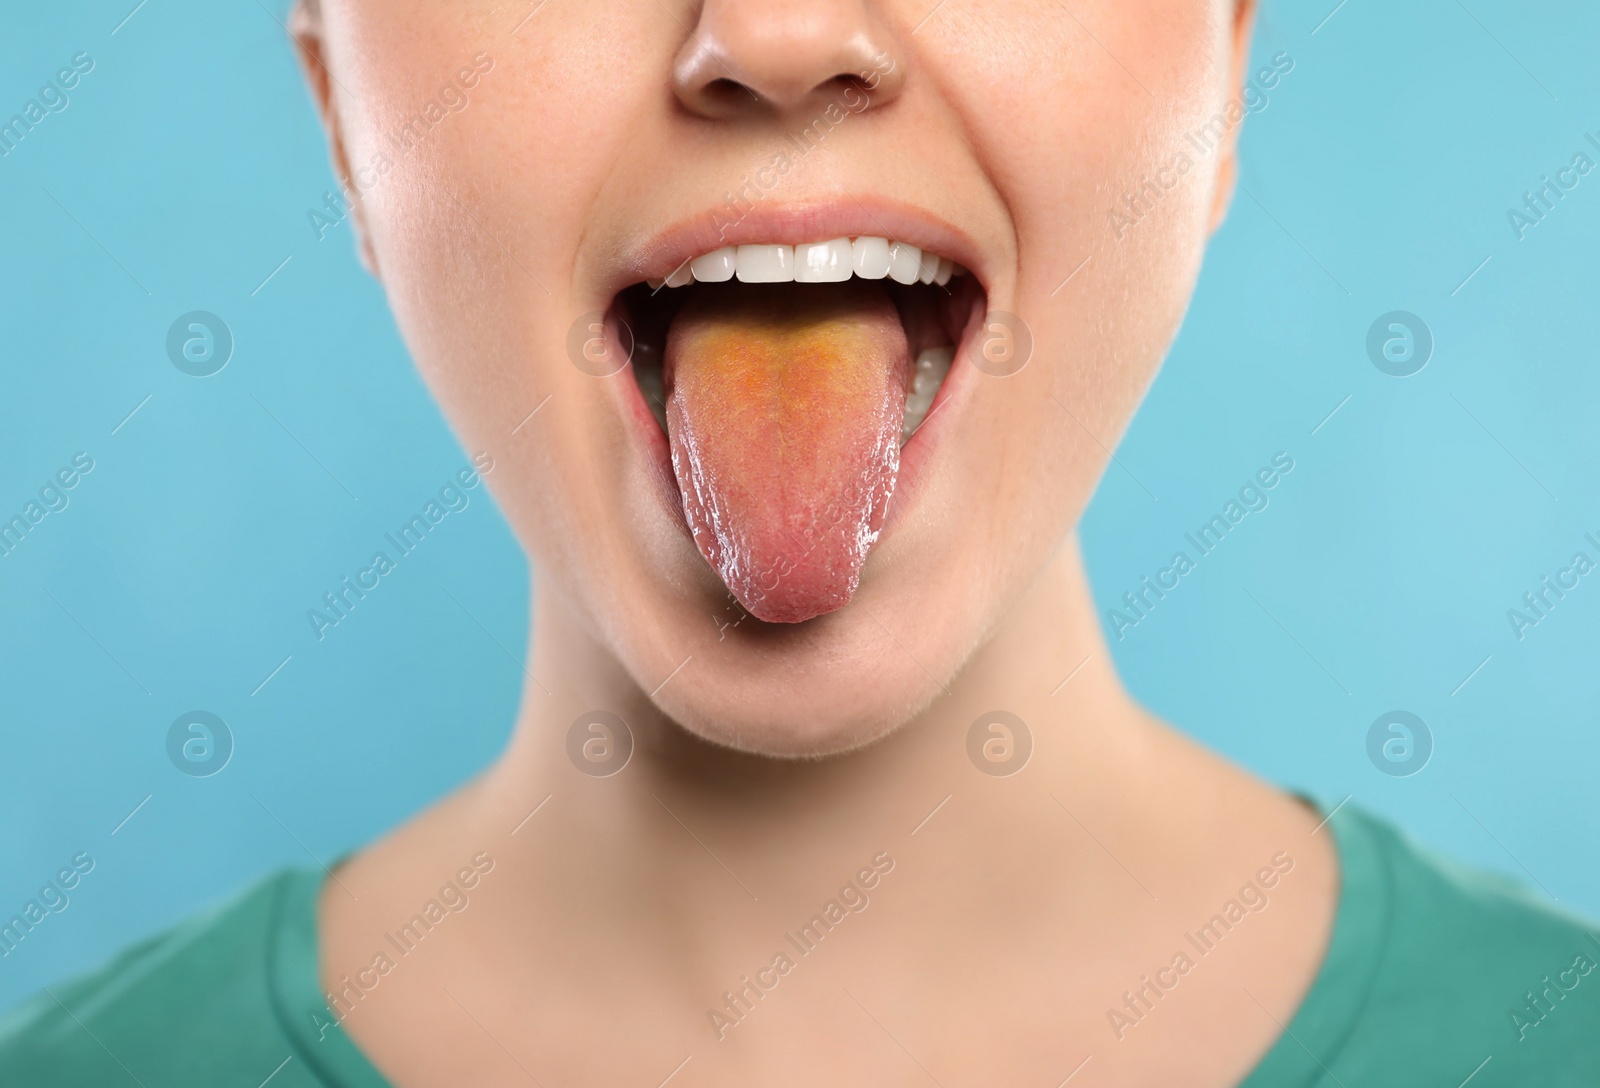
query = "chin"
(645, 613, 948, 759)
(592, 544, 979, 755)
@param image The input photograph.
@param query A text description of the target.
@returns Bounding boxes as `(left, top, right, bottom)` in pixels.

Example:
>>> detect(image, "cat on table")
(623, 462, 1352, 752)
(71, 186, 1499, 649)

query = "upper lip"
(609, 196, 988, 301)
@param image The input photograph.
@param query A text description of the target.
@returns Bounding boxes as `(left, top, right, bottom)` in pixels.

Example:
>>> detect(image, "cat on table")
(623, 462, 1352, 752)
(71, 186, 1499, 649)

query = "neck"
(320, 533, 1337, 1082)
(477, 536, 1163, 896)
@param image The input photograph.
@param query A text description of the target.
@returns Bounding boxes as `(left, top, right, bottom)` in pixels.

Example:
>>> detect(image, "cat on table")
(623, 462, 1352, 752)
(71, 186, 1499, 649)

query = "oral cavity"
(640, 237, 964, 442)
(627, 238, 974, 624)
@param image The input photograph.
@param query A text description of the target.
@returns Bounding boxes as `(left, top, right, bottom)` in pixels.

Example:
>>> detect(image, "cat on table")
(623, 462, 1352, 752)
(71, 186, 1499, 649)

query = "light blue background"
(2, 0, 1597, 1011)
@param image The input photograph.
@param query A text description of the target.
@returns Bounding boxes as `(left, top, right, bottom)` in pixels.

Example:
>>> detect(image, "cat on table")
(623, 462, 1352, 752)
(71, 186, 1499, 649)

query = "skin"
(292, 2, 1337, 1085)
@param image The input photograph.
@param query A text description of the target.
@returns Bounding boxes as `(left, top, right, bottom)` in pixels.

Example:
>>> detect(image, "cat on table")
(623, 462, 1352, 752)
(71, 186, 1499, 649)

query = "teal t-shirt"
(3, 804, 1597, 1086)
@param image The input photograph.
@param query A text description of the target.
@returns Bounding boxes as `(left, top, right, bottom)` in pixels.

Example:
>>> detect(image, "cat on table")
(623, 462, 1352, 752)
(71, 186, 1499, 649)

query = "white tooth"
(902, 401, 932, 436)
(917, 250, 939, 284)
(934, 257, 953, 286)
(646, 278, 665, 290)
(887, 242, 922, 285)
(915, 348, 947, 390)
(904, 349, 951, 437)
(794, 238, 853, 283)
(736, 244, 795, 283)
(665, 263, 694, 288)
(690, 246, 737, 282)
(851, 236, 892, 280)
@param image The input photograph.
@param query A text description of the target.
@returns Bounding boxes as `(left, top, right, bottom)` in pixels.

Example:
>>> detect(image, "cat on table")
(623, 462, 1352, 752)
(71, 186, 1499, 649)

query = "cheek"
(323, 3, 680, 556)
(928, 1, 1233, 549)
(333, 3, 668, 287)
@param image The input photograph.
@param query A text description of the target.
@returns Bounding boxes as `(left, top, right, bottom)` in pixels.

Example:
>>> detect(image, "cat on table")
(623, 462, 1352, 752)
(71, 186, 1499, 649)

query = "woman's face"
(299, 0, 1249, 756)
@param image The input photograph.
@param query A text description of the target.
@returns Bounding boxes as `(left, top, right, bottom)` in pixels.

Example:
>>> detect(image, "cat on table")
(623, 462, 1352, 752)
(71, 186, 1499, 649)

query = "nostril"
(685, 71, 883, 121)
(671, 6, 904, 121)
(821, 73, 874, 102)
(702, 77, 757, 110)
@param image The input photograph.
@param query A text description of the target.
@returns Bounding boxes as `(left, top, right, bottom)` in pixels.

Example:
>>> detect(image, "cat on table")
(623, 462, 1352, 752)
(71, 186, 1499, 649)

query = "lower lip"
(607, 301, 983, 569)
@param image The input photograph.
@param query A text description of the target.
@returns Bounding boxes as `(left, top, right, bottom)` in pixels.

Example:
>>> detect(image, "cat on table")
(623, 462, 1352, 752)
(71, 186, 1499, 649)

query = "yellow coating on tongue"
(664, 282, 911, 623)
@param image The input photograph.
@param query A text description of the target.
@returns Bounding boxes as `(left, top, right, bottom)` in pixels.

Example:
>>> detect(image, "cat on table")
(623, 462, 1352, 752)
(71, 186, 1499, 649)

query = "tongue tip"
(722, 544, 869, 624)
(739, 581, 856, 625)
(746, 600, 841, 625)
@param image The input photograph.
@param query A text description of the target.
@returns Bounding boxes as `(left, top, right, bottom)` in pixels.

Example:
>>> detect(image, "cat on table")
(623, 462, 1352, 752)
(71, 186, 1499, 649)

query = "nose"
(673, 1, 905, 120)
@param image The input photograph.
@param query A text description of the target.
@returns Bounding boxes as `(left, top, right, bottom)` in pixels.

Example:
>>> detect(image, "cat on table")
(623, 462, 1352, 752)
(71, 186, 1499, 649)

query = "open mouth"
(610, 236, 986, 625)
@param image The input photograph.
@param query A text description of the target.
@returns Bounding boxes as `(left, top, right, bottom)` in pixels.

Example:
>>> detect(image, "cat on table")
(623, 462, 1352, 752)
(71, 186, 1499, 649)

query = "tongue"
(665, 281, 910, 624)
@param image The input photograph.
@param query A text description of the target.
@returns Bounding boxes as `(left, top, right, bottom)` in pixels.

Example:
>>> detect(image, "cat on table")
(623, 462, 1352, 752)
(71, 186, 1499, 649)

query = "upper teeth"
(652, 238, 965, 289)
